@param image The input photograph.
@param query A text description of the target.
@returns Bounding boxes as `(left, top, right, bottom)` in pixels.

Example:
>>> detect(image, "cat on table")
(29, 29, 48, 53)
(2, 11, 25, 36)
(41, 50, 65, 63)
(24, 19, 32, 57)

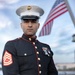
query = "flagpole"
(64, 0, 75, 27)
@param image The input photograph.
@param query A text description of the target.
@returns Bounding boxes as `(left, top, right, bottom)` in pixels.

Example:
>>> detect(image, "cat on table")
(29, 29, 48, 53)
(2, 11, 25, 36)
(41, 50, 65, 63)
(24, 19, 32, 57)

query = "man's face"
(21, 19, 40, 36)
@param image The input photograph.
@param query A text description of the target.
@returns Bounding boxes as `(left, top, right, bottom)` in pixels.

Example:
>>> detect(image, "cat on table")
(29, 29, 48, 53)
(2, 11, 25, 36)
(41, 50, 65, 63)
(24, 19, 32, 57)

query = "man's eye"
(31, 20, 37, 23)
(22, 19, 38, 23)
(23, 20, 29, 23)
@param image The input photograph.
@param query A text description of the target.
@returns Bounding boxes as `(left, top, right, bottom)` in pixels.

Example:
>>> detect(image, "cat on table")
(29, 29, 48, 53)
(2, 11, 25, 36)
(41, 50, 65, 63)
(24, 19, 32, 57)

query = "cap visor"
(21, 16, 39, 20)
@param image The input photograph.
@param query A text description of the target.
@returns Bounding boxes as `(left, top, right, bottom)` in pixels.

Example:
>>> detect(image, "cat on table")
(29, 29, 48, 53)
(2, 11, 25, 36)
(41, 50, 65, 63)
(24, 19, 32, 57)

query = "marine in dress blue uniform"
(2, 5, 58, 75)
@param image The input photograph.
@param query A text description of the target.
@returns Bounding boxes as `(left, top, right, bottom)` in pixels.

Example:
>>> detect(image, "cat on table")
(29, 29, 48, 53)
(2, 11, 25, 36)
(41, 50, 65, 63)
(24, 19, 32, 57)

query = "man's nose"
(28, 22, 32, 27)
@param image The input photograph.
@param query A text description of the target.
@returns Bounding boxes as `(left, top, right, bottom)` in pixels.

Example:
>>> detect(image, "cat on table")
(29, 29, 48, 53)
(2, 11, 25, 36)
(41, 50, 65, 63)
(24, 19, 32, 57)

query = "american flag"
(39, 0, 68, 37)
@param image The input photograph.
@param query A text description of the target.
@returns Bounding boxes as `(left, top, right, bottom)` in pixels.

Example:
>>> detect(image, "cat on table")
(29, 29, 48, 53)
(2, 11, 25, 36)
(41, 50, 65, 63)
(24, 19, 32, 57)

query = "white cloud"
(0, 34, 12, 43)
(50, 43, 59, 48)
(0, 0, 20, 4)
(63, 43, 75, 50)
(0, 0, 20, 9)
(0, 14, 13, 29)
(0, 3, 5, 9)
(6, 0, 20, 4)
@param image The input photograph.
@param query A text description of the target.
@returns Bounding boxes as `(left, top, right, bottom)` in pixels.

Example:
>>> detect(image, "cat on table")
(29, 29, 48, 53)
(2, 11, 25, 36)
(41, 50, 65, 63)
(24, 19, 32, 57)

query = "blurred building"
(56, 63, 75, 70)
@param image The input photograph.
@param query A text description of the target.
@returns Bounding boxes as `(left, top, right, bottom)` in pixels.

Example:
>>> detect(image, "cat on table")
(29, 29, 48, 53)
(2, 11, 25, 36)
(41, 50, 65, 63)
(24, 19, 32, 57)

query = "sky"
(0, 0, 75, 63)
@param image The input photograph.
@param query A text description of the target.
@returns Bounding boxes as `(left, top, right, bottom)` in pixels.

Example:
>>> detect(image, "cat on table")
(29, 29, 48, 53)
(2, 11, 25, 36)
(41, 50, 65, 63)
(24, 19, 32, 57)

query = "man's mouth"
(27, 29, 33, 31)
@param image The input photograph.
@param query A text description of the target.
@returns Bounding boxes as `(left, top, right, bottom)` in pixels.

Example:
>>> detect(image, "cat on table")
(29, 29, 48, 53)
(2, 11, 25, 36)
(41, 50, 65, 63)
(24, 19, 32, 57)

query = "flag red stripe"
(39, 0, 68, 37)
(50, 2, 66, 15)
(40, 21, 53, 36)
(46, 2, 66, 21)
(45, 8, 68, 26)
(45, 6, 68, 24)
(49, 4, 67, 19)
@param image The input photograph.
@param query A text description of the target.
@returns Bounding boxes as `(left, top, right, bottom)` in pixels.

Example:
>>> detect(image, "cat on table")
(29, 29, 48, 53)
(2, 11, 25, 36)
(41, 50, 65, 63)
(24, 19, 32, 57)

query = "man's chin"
(24, 32, 36, 36)
(26, 33, 34, 36)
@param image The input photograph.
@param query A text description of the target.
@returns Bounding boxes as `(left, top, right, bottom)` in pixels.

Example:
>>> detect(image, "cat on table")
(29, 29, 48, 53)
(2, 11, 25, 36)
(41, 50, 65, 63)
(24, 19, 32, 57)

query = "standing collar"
(22, 34, 37, 42)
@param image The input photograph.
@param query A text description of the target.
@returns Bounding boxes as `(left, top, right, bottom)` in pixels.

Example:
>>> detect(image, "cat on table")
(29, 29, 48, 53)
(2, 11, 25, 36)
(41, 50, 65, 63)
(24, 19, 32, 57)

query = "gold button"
(29, 38, 31, 41)
(39, 71, 41, 74)
(33, 42, 35, 45)
(35, 46, 37, 49)
(38, 58, 40, 60)
(37, 52, 39, 54)
(39, 64, 41, 67)
(24, 53, 27, 56)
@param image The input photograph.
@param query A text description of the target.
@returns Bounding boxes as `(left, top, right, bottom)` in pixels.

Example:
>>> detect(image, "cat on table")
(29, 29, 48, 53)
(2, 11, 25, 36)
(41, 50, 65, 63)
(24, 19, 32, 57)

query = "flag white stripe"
(39, 0, 68, 37)
(45, 6, 67, 24)
(45, 8, 67, 25)
(45, 2, 66, 22)
(50, 2, 65, 14)
(49, 4, 67, 18)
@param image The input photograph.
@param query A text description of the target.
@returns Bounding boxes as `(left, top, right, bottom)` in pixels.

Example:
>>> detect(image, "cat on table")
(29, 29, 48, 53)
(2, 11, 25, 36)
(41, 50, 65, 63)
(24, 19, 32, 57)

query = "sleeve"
(2, 41, 20, 75)
(48, 57, 58, 75)
(47, 46, 58, 75)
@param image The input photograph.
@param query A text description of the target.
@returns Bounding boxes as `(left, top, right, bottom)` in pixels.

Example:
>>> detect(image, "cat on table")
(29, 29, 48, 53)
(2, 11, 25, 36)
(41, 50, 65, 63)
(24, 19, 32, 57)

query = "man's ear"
(38, 23, 40, 28)
(20, 22, 23, 29)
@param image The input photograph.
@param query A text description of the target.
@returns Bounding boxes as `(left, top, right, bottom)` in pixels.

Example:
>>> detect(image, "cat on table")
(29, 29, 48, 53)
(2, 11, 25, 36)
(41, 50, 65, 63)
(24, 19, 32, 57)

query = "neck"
(24, 33, 36, 38)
